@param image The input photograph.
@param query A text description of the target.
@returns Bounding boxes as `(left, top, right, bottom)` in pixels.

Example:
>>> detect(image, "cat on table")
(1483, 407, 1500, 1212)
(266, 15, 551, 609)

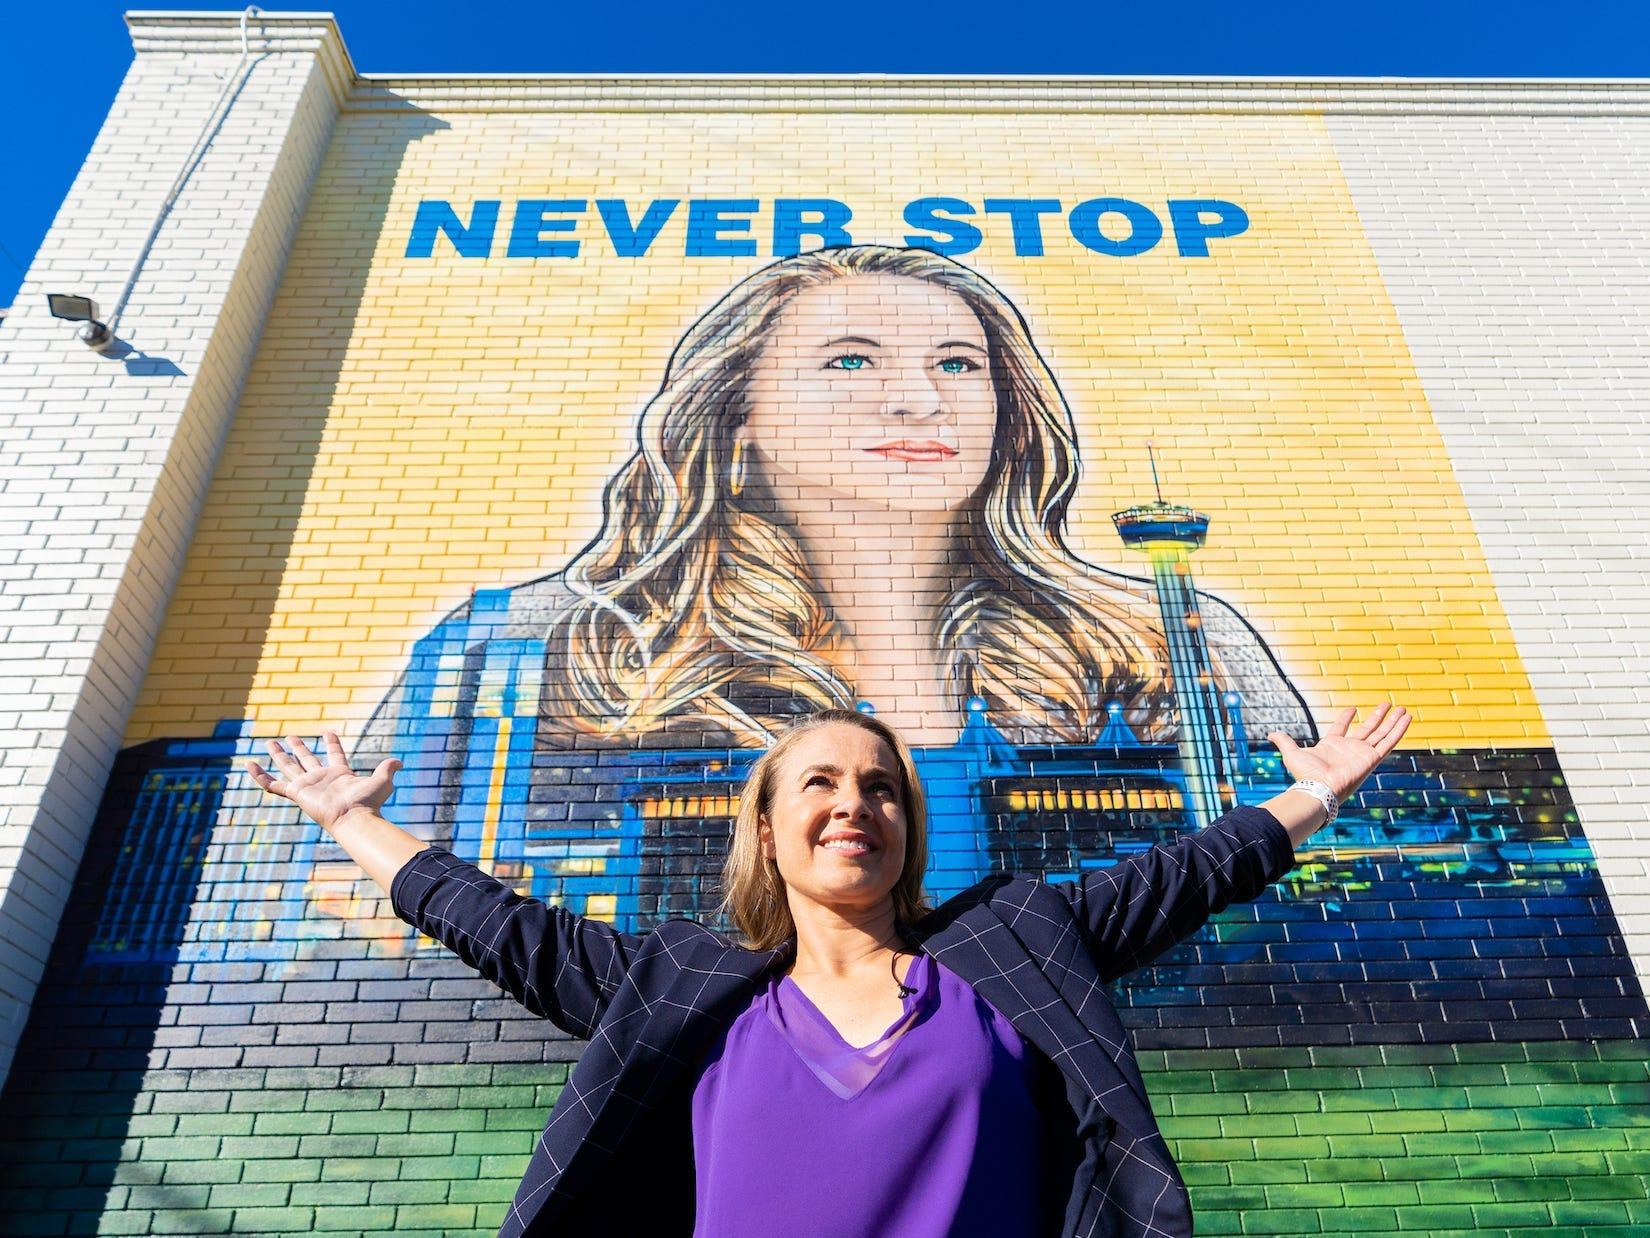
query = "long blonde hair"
(537, 244, 1181, 747)
(717, 709, 932, 950)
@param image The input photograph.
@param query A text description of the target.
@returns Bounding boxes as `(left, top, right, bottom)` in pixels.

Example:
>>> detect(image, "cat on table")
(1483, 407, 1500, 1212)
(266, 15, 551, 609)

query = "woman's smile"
(819, 828, 878, 856)
(821, 842, 873, 857)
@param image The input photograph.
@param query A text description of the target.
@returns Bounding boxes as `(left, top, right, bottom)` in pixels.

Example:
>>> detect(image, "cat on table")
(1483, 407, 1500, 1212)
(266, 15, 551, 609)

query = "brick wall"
(0, 11, 346, 1092)
(0, 13, 1646, 1236)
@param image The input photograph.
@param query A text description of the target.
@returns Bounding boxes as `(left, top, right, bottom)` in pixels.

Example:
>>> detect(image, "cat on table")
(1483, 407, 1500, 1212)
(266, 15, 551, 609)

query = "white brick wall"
(0, 13, 347, 1090)
(1328, 114, 1650, 988)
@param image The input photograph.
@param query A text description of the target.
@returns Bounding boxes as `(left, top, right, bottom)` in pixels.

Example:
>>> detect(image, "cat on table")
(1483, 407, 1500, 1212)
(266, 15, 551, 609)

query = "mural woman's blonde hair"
(538, 243, 1183, 746)
(717, 709, 932, 951)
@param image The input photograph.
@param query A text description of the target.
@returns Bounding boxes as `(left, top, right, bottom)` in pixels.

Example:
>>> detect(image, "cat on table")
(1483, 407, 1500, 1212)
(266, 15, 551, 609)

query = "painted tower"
(1112, 446, 1235, 827)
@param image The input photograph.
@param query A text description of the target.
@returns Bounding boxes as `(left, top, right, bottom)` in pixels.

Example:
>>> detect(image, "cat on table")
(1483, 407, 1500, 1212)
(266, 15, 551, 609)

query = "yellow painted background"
(124, 110, 1542, 747)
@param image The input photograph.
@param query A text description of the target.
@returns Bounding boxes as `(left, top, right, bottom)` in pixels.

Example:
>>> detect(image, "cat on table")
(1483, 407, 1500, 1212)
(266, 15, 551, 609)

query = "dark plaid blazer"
(390, 803, 1297, 1237)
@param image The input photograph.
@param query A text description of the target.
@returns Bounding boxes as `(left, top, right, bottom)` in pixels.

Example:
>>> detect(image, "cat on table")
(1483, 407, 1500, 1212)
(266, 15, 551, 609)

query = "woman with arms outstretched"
(250, 700, 1409, 1237)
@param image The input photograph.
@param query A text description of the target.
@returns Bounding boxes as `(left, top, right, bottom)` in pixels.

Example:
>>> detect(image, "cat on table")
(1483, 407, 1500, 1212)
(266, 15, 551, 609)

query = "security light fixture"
(46, 293, 116, 352)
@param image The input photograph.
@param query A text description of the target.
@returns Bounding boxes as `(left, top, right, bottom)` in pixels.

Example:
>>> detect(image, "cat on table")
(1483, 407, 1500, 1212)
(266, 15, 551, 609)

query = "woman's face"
(739, 273, 997, 514)
(759, 722, 910, 918)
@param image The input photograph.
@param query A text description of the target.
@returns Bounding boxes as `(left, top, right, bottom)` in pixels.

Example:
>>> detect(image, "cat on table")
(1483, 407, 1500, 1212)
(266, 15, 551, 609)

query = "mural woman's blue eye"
(826, 354, 871, 371)
(938, 356, 978, 374)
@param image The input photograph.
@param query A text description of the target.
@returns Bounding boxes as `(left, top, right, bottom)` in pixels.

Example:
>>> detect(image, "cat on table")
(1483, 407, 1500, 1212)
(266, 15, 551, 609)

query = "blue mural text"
(404, 196, 1251, 260)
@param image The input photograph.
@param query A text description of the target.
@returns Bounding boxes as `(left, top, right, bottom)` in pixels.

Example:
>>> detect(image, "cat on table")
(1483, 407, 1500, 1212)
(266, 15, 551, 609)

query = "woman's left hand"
(1268, 702, 1411, 801)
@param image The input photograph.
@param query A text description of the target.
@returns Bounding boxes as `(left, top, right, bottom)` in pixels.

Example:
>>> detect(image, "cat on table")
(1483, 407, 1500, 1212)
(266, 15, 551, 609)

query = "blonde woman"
(249, 701, 1408, 1236)
(358, 244, 1313, 766)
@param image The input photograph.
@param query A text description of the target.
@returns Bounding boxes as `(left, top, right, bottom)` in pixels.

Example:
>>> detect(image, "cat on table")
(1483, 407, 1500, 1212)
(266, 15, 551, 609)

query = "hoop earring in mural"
(729, 440, 747, 496)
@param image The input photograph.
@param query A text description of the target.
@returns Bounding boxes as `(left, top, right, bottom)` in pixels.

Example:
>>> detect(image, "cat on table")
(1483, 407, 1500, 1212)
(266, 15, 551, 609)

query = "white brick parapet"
(345, 75, 1650, 114)
(0, 10, 350, 1091)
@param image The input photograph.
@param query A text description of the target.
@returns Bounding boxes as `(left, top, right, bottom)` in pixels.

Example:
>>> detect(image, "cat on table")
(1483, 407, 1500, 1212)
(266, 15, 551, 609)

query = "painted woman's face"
(738, 273, 997, 513)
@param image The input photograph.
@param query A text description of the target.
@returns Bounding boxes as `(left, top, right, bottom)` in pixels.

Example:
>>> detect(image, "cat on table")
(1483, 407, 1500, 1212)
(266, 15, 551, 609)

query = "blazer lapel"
(533, 931, 792, 1233)
(617, 931, 792, 1086)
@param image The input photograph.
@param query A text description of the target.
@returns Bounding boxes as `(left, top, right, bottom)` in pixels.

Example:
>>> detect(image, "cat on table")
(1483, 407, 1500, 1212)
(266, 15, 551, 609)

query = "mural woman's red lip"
(866, 441, 958, 461)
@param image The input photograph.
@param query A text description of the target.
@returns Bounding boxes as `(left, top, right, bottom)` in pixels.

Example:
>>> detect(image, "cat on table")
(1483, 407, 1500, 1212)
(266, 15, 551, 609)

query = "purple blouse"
(690, 949, 1045, 1237)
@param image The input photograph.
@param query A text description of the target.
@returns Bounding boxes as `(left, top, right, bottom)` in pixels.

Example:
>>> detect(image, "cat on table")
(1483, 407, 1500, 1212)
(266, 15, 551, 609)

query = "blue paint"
(506, 199, 586, 258)
(596, 198, 680, 257)
(405, 198, 500, 258)
(403, 197, 1253, 260)
(902, 197, 984, 255)
(772, 198, 854, 255)
(1168, 198, 1250, 257)
(686, 199, 760, 257)
(982, 198, 1063, 257)
(1069, 197, 1164, 257)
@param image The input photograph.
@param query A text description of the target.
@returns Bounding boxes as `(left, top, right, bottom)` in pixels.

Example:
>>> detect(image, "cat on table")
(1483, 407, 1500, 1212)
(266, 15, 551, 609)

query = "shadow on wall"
(80, 335, 189, 376)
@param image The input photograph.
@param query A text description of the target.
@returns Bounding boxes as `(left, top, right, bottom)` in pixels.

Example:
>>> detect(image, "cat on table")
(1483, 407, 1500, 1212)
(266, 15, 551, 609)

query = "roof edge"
(122, 12, 1650, 88)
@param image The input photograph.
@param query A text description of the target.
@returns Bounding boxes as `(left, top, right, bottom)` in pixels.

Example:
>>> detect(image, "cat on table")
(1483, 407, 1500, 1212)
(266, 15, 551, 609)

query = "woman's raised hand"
(245, 730, 403, 833)
(1268, 702, 1411, 802)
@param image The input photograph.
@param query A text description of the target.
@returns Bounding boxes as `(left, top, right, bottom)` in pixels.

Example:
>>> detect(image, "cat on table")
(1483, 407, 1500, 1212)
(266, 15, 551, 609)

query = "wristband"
(1287, 779, 1341, 826)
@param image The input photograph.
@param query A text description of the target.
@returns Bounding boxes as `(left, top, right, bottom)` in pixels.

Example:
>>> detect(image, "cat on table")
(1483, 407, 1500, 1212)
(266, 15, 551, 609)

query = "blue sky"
(3, 0, 1647, 309)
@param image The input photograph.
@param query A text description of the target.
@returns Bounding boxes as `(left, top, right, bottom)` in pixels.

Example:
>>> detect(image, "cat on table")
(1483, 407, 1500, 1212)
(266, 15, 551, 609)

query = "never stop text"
(404, 196, 1251, 261)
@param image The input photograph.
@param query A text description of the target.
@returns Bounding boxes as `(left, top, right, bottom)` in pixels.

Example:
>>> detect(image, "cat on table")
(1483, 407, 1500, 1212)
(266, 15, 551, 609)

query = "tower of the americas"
(1111, 445, 1233, 827)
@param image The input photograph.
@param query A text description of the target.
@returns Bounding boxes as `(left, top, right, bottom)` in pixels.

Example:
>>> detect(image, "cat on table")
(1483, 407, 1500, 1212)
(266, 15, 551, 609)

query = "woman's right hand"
(246, 730, 403, 833)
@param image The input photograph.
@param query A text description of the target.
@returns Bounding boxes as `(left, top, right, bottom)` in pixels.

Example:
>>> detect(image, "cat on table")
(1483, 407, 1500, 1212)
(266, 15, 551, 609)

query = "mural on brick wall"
(348, 243, 1319, 922)
(4, 111, 1646, 1237)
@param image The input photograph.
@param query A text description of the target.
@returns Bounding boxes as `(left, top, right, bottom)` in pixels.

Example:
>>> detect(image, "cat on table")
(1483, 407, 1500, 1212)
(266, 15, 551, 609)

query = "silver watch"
(1287, 779, 1341, 825)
